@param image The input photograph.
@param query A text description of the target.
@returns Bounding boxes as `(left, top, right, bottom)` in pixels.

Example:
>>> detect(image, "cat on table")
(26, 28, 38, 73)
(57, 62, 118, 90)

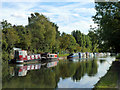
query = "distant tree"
(59, 33, 70, 51)
(72, 30, 93, 52)
(72, 30, 82, 46)
(66, 34, 78, 53)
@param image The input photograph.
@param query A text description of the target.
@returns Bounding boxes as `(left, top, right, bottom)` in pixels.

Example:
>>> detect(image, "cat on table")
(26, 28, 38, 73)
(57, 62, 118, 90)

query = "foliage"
(88, 28, 99, 52)
(27, 13, 57, 52)
(116, 54, 120, 59)
(1, 12, 100, 64)
(93, 2, 120, 52)
(71, 30, 93, 52)
(95, 61, 120, 88)
(58, 54, 69, 57)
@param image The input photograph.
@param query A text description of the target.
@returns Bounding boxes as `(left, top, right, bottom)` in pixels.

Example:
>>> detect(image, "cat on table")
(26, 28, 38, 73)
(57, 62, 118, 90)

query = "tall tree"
(27, 12, 57, 52)
(93, 2, 120, 52)
(88, 28, 99, 52)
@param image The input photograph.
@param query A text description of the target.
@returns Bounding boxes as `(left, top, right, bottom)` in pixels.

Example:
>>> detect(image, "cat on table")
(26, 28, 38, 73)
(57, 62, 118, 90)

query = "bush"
(116, 54, 120, 59)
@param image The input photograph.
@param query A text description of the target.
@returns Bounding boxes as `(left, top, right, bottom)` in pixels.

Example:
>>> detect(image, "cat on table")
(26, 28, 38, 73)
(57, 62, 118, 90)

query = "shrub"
(116, 54, 120, 59)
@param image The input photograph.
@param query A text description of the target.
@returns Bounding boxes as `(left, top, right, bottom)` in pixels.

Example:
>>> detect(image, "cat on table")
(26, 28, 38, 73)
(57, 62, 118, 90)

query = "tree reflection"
(94, 61, 120, 88)
(3, 59, 99, 88)
(99, 60, 106, 64)
(72, 59, 98, 81)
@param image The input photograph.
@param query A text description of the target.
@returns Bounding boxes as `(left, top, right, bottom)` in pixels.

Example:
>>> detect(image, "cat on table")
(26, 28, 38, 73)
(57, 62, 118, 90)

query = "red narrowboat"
(14, 49, 41, 63)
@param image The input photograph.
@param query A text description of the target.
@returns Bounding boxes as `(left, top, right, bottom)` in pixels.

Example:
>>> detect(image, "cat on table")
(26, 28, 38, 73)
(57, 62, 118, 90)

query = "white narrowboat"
(14, 49, 41, 63)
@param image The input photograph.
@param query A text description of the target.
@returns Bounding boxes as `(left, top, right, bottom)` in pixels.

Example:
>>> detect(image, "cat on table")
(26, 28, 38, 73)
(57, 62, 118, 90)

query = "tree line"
(2, 12, 99, 61)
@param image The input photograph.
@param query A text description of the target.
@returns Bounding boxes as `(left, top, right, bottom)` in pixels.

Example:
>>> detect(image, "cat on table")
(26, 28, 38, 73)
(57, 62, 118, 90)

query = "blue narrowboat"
(67, 53, 82, 59)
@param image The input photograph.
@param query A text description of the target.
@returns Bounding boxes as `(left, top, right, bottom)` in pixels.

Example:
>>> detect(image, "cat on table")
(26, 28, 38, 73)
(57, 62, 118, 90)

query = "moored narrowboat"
(67, 53, 79, 59)
(14, 49, 41, 63)
(41, 53, 58, 60)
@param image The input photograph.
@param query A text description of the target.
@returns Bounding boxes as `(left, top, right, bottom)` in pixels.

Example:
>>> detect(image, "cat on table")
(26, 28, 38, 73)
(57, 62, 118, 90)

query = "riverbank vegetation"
(58, 54, 69, 57)
(95, 61, 120, 88)
(1, 12, 99, 62)
(1, 2, 120, 89)
(92, 2, 120, 53)
(116, 54, 120, 59)
(1, 2, 120, 69)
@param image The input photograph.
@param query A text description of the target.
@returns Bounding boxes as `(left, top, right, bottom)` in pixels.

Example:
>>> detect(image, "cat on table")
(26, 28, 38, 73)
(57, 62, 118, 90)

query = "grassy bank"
(58, 54, 69, 57)
(94, 61, 120, 88)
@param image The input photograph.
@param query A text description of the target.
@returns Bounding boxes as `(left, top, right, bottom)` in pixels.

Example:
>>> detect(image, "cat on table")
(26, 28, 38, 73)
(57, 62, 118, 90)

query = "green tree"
(88, 28, 99, 52)
(72, 30, 92, 52)
(59, 33, 70, 52)
(66, 34, 78, 53)
(27, 12, 57, 52)
(13, 25, 31, 49)
(93, 2, 120, 52)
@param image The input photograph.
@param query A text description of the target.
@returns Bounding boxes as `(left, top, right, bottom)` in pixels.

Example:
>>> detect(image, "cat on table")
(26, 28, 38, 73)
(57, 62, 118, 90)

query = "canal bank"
(94, 61, 120, 88)
(58, 54, 68, 60)
(58, 56, 67, 60)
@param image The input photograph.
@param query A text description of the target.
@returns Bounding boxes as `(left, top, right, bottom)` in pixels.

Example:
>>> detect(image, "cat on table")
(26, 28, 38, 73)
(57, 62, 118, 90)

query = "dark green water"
(2, 56, 120, 89)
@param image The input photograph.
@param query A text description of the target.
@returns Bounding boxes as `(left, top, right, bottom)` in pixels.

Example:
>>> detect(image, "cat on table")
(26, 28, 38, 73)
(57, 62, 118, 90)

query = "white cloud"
(58, 19, 97, 35)
(2, 0, 94, 2)
(37, 3, 97, 34)
(74, 8, 96, 15)
(11, 13, 27, 18)
(0, 2, 97, 34)
(0, 2, 36, 25)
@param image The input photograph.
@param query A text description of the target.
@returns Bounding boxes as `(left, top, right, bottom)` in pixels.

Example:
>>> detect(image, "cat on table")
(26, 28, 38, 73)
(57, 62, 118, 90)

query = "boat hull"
(16, 59, 41, 64)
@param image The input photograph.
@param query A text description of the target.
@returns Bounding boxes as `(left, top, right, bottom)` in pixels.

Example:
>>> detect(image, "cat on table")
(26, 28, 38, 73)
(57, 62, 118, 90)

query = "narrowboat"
(41, 53, 58, 60)
(106, 52, 111, 56)
(14, 49, 41, 63)
(86, 52, 90, 58)
(82, 53, 86, 58)
(89, 53, 94, 58)
(67, 53, 79, 59)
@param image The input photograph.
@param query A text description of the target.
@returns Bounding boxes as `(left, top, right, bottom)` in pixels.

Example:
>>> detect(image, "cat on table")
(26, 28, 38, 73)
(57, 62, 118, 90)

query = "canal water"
(2, 56, 119, 89)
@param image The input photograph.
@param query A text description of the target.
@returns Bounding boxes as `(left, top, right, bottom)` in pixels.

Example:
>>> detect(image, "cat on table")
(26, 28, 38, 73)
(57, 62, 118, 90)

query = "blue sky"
(0, 1, 97, 34)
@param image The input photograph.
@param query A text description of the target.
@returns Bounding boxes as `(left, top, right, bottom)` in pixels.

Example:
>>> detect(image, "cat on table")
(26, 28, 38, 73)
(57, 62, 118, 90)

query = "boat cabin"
(41, 53, 57, 60)
(14, 49, 41, 63)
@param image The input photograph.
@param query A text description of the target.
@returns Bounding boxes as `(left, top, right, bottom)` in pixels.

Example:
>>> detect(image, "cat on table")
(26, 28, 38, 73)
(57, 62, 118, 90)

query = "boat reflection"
(10, 60, 58, 77)
(68, 58, 92, 62)
(46, 60, 58, 68)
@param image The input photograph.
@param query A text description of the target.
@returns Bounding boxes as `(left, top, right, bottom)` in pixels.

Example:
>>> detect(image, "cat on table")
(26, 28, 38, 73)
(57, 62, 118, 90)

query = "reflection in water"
(99, 60, 106, 64)
(10, 60, 58, 77)
(10, 63, 41, 77)
(2, 57, 116, 88)
(72, 59, 98, 82)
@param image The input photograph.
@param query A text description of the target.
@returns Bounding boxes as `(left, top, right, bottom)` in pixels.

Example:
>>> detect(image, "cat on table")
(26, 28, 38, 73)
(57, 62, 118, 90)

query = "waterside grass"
(58, 54, 69, 57)
(94, 61, 120, 88)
